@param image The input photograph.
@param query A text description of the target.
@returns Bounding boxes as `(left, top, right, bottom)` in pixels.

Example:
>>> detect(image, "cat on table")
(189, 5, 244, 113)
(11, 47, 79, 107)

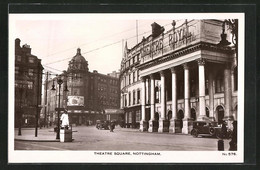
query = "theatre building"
(120, 19, 237, 134)
(44, 48, 120, 126)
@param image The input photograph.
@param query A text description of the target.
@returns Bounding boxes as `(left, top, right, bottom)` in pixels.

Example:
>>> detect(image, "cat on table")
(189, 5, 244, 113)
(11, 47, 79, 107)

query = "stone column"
(231, 69, 234, 92)
(197, 59, 207, 121)
(224, 64, 234, 128)
(140, 77, 148, 131)
(208, 70, 215, 121)
(158, 71, 169, 132)
(148, 74, 158, 132)
(169, 67, 178, 133)
(182, 63, 192, 134)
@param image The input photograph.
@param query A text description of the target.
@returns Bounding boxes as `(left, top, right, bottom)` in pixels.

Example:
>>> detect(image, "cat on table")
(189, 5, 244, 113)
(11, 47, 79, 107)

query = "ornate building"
(15, 38, 43, 127)
(44, 48, 121, 126)
(120, 20, 238, 134)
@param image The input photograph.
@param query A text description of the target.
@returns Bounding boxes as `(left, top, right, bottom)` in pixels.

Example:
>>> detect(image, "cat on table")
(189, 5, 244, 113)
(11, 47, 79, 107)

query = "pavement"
(14, 125, 232, 151)
(14, 125, 140, 142)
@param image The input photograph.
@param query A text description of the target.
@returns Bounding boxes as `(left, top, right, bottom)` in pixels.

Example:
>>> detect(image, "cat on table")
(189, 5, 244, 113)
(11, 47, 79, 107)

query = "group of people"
(220, 120, 237, 151)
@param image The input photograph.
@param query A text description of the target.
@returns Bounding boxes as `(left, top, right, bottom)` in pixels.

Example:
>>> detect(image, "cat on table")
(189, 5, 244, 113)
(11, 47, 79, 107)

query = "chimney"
(15, 38, 21, 47)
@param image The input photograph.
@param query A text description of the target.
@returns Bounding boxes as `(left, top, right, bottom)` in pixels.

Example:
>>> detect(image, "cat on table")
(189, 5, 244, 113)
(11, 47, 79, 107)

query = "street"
(15, 125, 230, 151)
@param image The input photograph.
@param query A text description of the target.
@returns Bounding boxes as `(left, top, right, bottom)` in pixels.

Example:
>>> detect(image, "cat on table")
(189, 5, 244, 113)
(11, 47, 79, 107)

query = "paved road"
(15, 126, 230, 151)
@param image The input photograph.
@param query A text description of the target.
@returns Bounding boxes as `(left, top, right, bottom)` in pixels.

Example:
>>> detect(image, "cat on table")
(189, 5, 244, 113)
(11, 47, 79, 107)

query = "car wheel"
(191, 129, 198, 138)
(209, 127, 215, 135)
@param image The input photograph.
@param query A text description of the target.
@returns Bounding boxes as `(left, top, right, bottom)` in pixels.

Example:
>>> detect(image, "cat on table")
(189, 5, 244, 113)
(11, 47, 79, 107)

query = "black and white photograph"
(8, 13, 244, 163)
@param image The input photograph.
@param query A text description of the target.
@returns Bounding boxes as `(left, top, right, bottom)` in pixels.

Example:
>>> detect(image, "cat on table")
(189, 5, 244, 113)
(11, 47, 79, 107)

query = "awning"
(104, 109, 124, 115)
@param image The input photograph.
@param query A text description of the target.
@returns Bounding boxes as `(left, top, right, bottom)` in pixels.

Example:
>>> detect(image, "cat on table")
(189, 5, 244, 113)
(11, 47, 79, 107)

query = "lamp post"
(18, 87, 24, 136)
(51, 74, 69, 139)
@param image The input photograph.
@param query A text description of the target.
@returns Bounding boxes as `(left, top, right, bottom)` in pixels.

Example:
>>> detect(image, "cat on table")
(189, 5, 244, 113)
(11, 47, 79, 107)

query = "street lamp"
(51, 75, 69, 139)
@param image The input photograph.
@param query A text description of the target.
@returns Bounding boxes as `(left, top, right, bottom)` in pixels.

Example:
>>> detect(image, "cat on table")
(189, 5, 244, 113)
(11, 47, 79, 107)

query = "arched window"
(216, 105, 224, 124)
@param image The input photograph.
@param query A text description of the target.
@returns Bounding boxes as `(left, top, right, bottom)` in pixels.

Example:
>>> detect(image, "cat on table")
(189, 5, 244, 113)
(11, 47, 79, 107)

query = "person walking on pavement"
(110, 121, 115, 132)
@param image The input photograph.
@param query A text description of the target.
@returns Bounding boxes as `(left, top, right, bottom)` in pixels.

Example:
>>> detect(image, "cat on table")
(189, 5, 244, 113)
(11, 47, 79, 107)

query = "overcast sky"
(9, 14, 178, 76)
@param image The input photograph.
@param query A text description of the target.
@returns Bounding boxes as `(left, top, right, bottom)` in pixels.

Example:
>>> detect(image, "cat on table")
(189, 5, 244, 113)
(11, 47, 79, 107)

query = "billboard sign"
(67, 96, 84, 106)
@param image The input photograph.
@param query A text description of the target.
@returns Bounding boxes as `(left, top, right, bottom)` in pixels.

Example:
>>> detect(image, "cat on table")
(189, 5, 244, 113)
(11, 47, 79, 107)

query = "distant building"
(107, 71, 120, 78)
(120, 20, 238, 133)
(15, 38, 43, 128)
(44, 48, 121, 126)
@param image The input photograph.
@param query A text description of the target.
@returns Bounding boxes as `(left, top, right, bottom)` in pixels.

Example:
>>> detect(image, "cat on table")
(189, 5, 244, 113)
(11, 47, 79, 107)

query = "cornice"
(137, 42, 234, 70)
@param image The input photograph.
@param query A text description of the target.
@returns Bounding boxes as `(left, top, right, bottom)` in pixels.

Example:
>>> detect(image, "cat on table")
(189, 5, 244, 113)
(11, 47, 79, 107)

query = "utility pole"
(136, 20, 138, 44)
(44, 72, 49, 127)
(35, 61, 41, 137)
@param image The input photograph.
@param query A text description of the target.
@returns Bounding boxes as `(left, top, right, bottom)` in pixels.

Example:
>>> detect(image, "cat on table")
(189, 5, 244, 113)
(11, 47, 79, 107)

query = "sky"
(10, 14, 177, 76)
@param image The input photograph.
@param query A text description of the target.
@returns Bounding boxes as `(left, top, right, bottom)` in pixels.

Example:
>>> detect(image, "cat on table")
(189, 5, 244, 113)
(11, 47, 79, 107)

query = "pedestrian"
(60, 109, 69, 130)
(110, 121, 115, 132)
(229, 121, 237, 150)
(221, 121, 227, 139)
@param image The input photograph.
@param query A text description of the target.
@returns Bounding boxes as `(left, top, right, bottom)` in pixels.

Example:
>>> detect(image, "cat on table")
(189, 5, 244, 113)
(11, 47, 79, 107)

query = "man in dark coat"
(110, 121, 115, 132)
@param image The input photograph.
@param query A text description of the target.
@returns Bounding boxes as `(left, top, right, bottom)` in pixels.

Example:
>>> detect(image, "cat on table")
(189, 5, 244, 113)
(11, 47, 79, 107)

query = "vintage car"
(191, 121, 221, 137)
(96, 120, 109, 130)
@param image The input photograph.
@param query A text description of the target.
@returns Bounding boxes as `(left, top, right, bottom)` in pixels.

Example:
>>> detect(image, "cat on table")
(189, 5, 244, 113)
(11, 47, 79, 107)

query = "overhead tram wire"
(42, 20, 184, 66)
(41, 21, 151, 60)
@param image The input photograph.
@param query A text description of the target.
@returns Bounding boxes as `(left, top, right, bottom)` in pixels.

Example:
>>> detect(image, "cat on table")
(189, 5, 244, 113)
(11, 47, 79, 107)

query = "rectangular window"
(133, 91, 136, 105)
(16, 55, 21, 62)
(15, 67, 19, 74)
(28, 57, 34, 63)
(129, 73, 131, 85)
(137, 90, 140, 104)
(133, 71, 135, 83)
(129, 93, 131, 106)
(28, 69, 33, 76)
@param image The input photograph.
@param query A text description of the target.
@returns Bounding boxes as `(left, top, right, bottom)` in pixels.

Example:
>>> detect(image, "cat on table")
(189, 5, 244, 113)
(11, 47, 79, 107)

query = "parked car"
(191, 120, 232, 139)
(191, 121, 222, 138)
(96, 120, 109, 130)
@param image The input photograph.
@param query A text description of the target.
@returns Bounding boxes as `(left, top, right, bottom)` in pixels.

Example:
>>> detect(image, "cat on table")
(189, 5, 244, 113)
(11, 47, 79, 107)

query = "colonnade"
(139, 59, 233, 133)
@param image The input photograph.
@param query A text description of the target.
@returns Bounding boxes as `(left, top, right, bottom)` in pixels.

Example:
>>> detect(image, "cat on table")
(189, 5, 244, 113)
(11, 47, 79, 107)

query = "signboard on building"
(104, 109, 124, 115)
(67, 96, 84, 106)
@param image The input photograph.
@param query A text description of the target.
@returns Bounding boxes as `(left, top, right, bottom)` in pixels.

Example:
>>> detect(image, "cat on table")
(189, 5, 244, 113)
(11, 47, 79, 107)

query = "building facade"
(43, 48, 121, 126)
(120, 20, 238, 134)
(15, 38, 43, 128)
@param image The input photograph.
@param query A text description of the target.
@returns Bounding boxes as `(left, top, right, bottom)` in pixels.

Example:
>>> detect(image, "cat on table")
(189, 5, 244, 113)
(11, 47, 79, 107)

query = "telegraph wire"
(41, 20, 153, 60)
(42, 20, 184, 66)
